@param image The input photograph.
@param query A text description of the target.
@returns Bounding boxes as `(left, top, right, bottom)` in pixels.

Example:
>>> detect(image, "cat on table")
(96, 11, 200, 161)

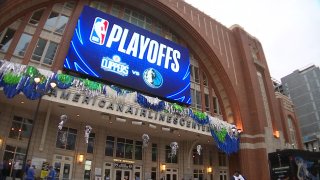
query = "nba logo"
(90, 17, 109, 45)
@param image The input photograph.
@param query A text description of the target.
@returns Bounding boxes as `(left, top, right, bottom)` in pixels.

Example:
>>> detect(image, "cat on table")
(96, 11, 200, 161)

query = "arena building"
(0, 0, 303, 179)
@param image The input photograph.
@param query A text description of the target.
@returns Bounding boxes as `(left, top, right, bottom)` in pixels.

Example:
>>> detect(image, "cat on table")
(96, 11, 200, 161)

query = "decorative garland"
(136, 93, 166, 112)
(211, 129, 240, 155)
(0, 60, 240, 154)
(56, 74, 73, 89)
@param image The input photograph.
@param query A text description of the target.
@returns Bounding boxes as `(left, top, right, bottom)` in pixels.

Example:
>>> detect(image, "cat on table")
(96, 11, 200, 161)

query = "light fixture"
(0, 138, 3, 147)
(34, 77, 41, 84)
(50, 82, 57, 88)
(116, 117, 126, 123)
(21, 101, 25, 104)
(237, 129, 242, 134)
(101, 114, 110, 120)
(77, 154, 84, 163)
(231, 125, 237, 133)
(160, 164, 166, 172)
(207, 167, 212, 173)
(132, 121, 142, 125)
(274, 130, 280, 138)
(162, 127, 170, 132)
(149, 124, 157, 129)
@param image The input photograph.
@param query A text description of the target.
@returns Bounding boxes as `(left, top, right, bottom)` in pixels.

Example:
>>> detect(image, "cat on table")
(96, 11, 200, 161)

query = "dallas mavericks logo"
(143, 68, 163, 88)
(90, 17, 109, 45)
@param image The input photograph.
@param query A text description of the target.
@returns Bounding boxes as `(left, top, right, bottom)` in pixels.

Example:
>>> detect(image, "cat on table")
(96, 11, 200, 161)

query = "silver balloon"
(84, 125, 92, 143)
(170, 142, 179, 156)
(58, 115, 68, 130)
(196, 145, 202, 155)
(142, 134, 150, 147)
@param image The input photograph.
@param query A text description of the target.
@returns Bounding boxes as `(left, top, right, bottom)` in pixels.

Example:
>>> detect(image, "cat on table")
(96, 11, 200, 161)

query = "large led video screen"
(64, 6, 191, 105)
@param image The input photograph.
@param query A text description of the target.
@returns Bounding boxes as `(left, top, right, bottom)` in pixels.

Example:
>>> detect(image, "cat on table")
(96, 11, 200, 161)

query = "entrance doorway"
(103, 162, 141, 180)
(115, 169, 132, 180)
(52, 154, 73, 180)
(165, 168, 178, 180)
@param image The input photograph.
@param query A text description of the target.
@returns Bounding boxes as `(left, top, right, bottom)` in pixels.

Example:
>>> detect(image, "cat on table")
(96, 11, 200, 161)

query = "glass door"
(114, 169, 132, 180)
(103, 162, 112, 180)
(52, 154, 73, 180)
(165, 168, 178, 180)
(123, 170, 131, 180)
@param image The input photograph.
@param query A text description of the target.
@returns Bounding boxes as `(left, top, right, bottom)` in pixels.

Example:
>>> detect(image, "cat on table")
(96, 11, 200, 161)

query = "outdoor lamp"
(274, 131, 280, 138)
(231, 125, 237, 133)
(161, 164, 166, 172)
(77, 154, 84, 163)
(23, 76, 57, 173)
(34, 77, 41, 84)
(0, 137, 3, 147)
(207, 167, 212, 173)
(50, 82, 57, 88)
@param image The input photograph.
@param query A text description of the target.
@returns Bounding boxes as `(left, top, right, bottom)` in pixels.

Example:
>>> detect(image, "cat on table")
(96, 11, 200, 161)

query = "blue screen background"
(64, 6, 191, 105)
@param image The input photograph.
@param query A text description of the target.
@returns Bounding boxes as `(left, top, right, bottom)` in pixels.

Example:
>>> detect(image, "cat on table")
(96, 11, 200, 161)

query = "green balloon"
(3, 72, 21, 85)
(25, 66, 39, 78)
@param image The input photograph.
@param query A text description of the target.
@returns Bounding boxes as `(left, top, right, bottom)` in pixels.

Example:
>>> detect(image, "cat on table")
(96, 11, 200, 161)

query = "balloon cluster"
(58, 115, 68, 130)
(196, 145, 202, 155)
(142, 134, 150, 148)
(170, 142, 179, 156)
(84, 125, 92, 143)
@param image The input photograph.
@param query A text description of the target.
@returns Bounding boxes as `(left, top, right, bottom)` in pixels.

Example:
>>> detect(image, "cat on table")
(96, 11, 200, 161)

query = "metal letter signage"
(64, 6, 191, 105)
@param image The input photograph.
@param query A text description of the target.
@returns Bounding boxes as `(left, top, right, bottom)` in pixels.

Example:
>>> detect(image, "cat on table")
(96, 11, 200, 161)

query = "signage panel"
(64, 6, 191, 105)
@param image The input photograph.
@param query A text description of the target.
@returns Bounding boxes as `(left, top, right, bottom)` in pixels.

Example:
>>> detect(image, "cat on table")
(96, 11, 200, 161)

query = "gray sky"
(185, 0, 320, 80)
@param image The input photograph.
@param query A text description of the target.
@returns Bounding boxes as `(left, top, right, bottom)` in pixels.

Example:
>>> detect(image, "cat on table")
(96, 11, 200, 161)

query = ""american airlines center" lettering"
(47, 90, 210, 134)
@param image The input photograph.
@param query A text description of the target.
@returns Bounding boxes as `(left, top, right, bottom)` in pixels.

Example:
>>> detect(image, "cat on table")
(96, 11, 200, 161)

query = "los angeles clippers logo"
(90, 17, 109, 45)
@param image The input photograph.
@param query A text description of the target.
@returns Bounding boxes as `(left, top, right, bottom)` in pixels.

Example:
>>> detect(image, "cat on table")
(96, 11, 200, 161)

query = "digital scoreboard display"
(64, 6, 191, 105)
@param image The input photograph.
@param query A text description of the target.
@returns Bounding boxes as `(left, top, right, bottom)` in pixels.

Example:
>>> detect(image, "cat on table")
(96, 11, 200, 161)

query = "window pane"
(3, 150, 14, 161)
(107, 136, 114, 141)
(32, 38, 47, 61)
(56, 130, 67, 149)
(44, 41, 58, 65)
(87, 133, 95, 154)
(13, 33, 32, 57)
(66, 132, 76, 150)
(152, 144, 157, 162)
(110, 4, 120, 17)
(196, 90, 202, 110)
(191, 89, 195, 108)
(105, 141, 114, 156)
(205, 94, 210, 112)
(116, 141, 125, 158)
(44, 12, 59, 31)
(84, 160, 92, 180)
(125, 144, 133, 159)
(135, 142, 142, 160)
(135, 146, 142, 160)
(20, 123, 33, 140)
(194, 67, 199, 83)
(55, 15, 69, 34)
(9, 122, 21, 139)
(29, 9, 45, 26)
(0, 28, 15, 52)
(64, 1, 76, 9)
(203, 72, 208, 86)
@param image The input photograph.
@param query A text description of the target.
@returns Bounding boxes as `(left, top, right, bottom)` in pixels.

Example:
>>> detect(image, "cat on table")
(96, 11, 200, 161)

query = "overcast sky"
(185, 0, 320, 80)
